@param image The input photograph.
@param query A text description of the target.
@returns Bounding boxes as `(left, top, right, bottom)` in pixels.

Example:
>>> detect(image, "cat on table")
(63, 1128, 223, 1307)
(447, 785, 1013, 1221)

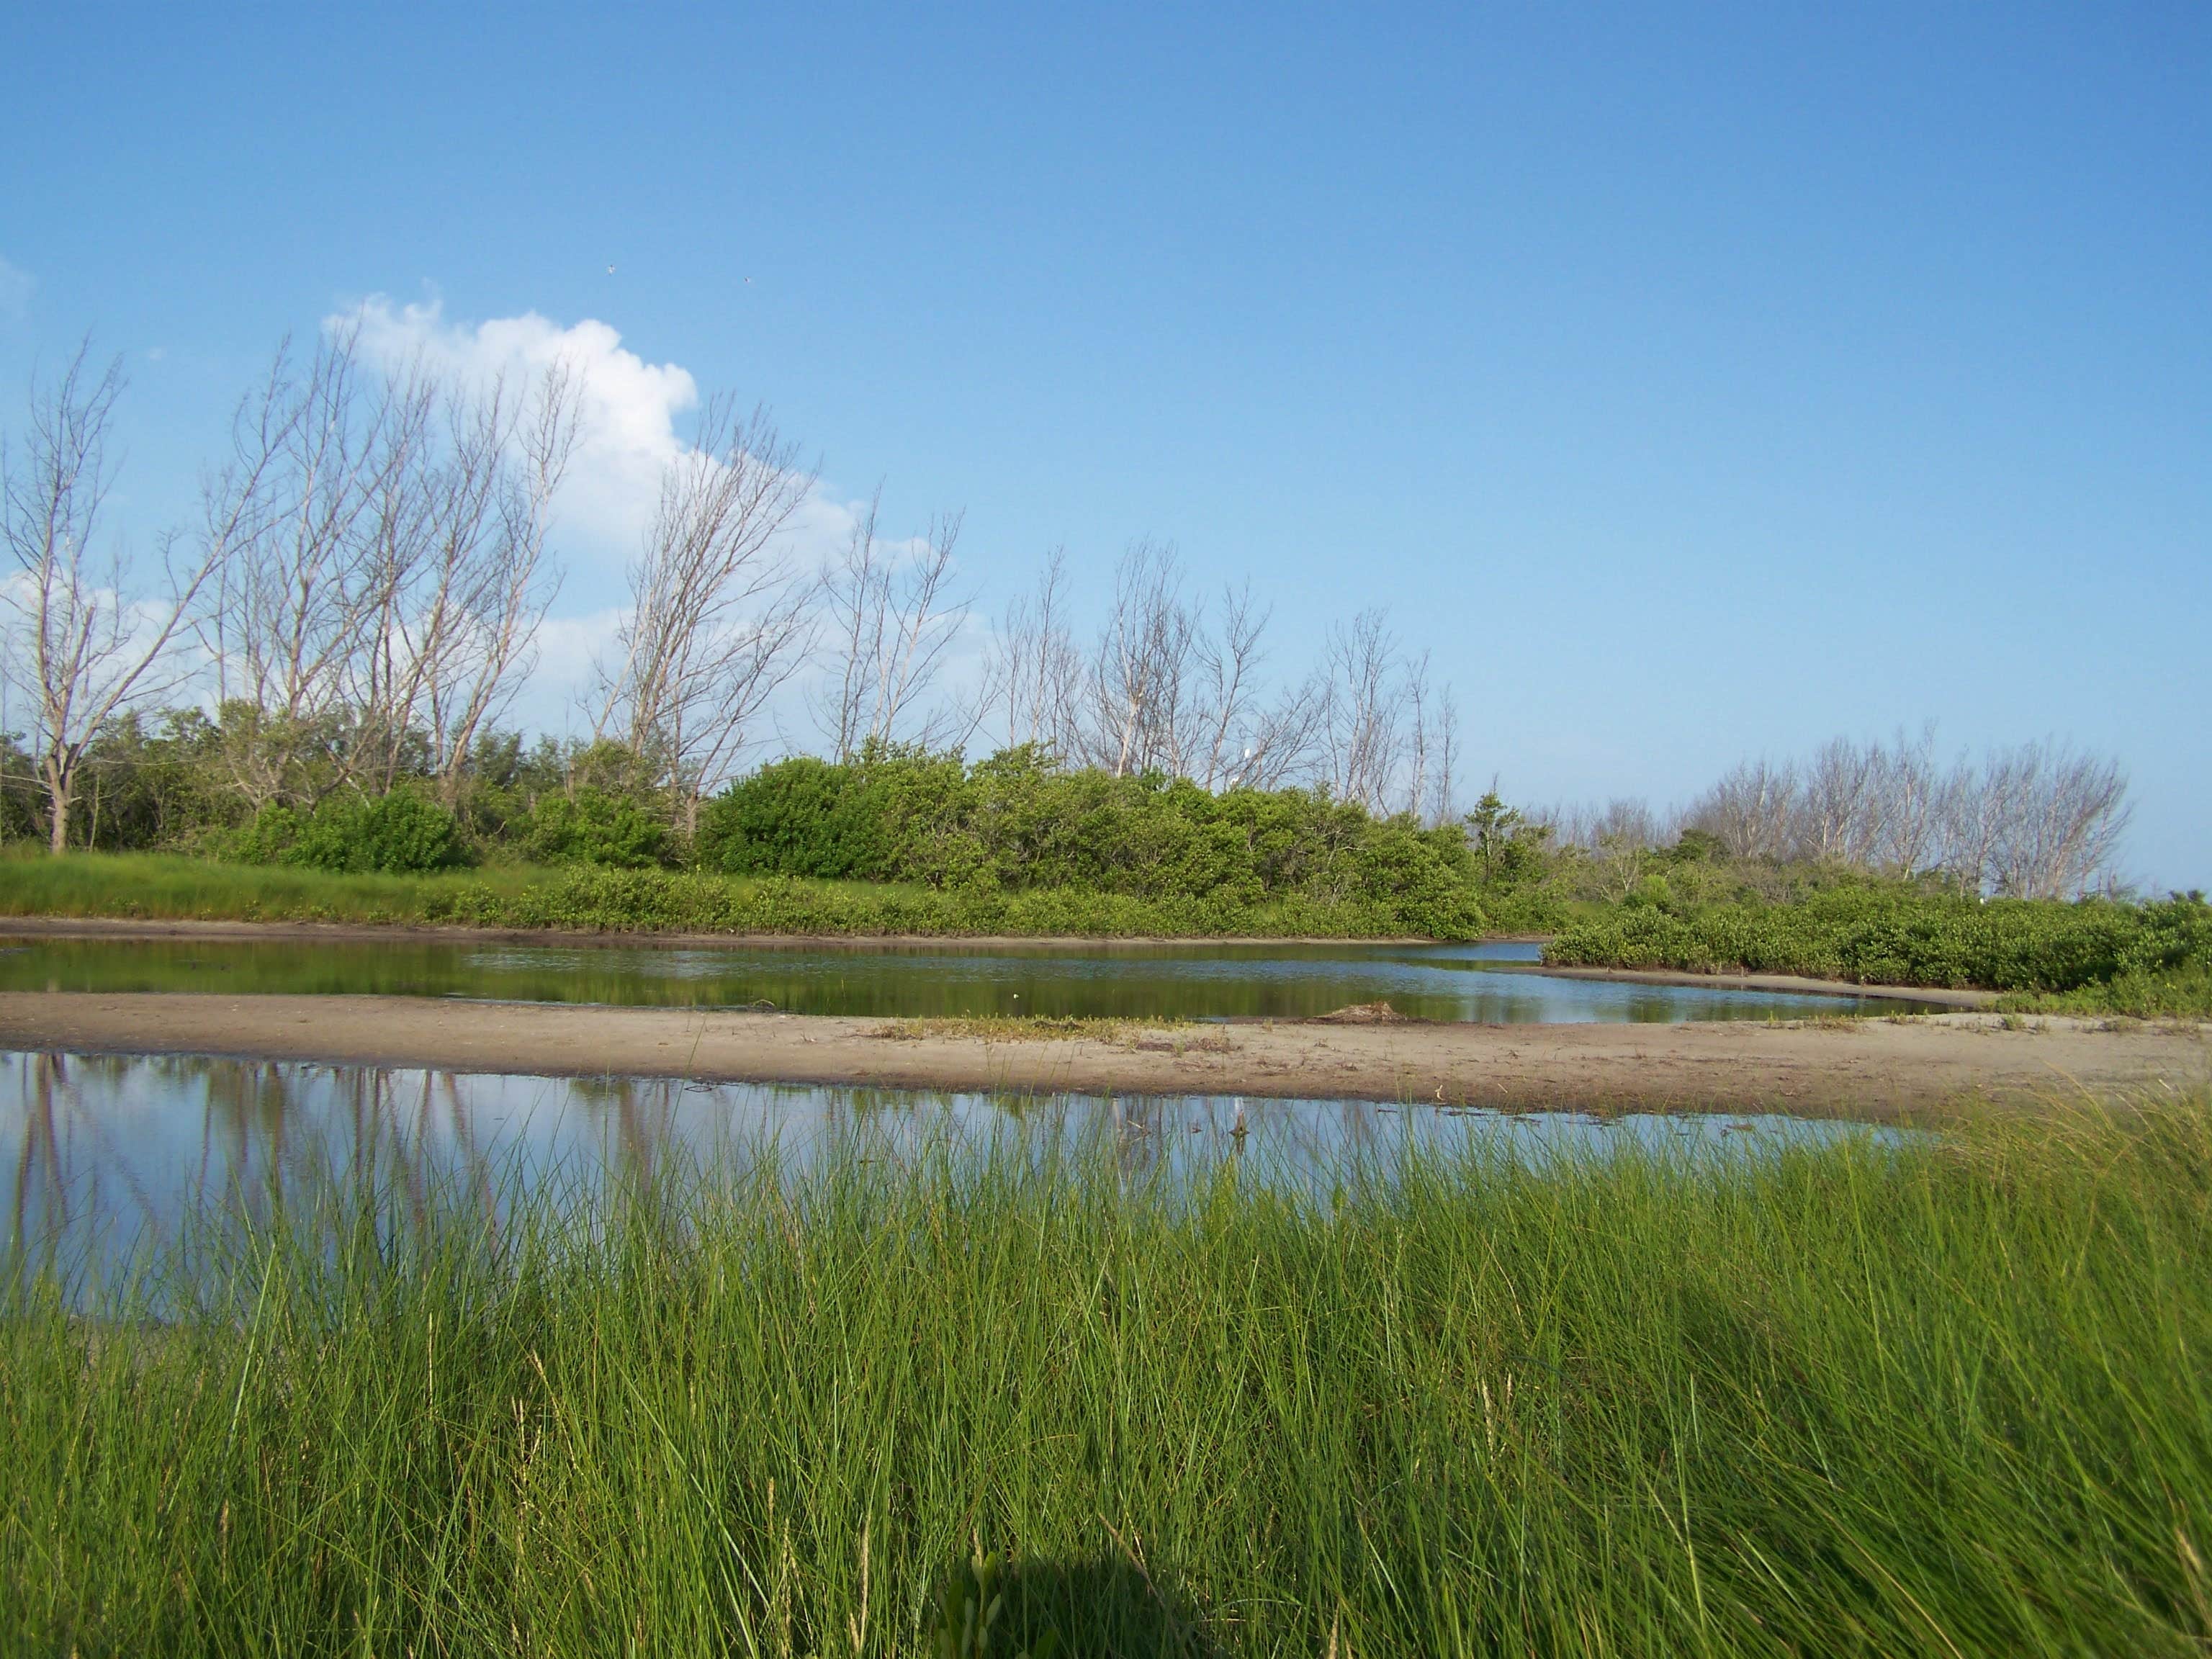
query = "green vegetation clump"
(6, 1100, 2211, 1653)
(1546, 883, 2212, 993)
(518, 785, 670, 869)
(235, 788, 469, 876)
(1997, 961, 2212, 1019)
(0, 852, 1457, 939)
(0, 849, 538, 925)
(2, 731, 1489, 938)
(696, 744, 1485, 936)
(430, 864, 1457, 939)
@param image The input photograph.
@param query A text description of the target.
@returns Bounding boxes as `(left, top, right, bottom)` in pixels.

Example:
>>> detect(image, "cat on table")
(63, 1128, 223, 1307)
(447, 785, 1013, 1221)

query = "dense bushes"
(695, 745, 1485, 935)
(1546, 883, 2212, 993)
(431, 866, 1474, 940)
(237, 790, 469, 876)
(520, 787, 669, 869)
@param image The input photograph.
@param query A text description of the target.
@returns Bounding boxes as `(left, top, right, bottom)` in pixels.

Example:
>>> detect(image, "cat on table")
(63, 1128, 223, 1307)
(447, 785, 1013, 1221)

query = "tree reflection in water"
(3, 1051, 1888, 1295)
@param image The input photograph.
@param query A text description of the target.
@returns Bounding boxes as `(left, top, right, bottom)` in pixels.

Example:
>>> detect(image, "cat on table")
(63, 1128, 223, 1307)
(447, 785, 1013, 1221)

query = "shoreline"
(2, 992, 2200, 1120)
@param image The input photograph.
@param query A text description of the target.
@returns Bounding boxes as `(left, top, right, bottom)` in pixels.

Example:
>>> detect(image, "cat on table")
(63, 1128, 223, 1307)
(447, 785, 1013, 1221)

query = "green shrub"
(426, 864, 1467, 940)
(1546, 884, 2212, 994)
(693, 745, 1485, 932)
(521, 787, 669, 868)
(239, 790, 469, 876)
(698, 753, 909, 878)
(230, 802, 310, 867)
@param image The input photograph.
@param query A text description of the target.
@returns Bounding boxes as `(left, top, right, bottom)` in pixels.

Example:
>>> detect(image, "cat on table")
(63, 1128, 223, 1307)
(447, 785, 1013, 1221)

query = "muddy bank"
(1, 994, 2200, 1120)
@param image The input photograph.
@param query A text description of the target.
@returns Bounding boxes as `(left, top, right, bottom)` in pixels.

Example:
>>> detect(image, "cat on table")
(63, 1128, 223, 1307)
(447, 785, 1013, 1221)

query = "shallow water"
(4, 1051, 1897, 1284)
(0, 936, 1924, 1022)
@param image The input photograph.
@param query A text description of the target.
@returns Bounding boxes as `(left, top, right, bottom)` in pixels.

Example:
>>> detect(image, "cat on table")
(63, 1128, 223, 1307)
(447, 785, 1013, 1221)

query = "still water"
(0, 936, 1925, 1022)
(6, 1052, 1894, 1284)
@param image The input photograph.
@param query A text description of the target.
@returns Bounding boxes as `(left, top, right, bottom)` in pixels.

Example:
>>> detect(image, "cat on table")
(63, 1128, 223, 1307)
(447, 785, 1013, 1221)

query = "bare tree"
(1802, 736, 1882, 866)
(1087, 538, 1198, 777)
(341, 364, 579, 798)
(1592, 799, 1661, 899)
(598, 399, 816, 832)
(1539, 796, 1666, 898)
(1, 348, 217, 852)
(195, 330, 578, 808)
(413, 366, 578, 799)
(1866, 724, 1943, 875)
(989, 547, 1084, 757)
(1683, 727, 2129, 895)
(1980, 740, 2130, 899)
(1401, 649, 1437, 819)
(1685, 757, 1801, 860)
(990, 543, 1318, 791)
(1316, 608, 1403, 812)
(815, 487, 972, 759)
(1425, 683, 1460, 827)
(1189, 580, 1285, 790)
(1230, 678, 1323, 791)
(196, 329, 416, 808)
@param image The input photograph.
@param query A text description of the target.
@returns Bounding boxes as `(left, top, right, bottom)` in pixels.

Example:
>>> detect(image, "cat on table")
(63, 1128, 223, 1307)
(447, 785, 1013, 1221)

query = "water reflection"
(0, 937, 1925, 1022)
(6, 1051, 1895, 1289)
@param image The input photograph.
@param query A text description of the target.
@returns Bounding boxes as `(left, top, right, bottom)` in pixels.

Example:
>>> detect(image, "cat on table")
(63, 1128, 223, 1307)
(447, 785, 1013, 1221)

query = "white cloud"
(338, 297, 704, 579)
(333, 296, 882, 613)
(0, 255, 32, 323)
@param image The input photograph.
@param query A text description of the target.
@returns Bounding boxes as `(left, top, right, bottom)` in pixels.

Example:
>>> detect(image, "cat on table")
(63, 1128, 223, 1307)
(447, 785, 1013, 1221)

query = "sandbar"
(1, 992, 2200, 1120)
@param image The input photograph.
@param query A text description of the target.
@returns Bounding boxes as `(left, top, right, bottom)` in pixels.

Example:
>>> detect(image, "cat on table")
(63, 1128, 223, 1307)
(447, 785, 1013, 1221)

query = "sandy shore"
(1, 992, 2200, 1120)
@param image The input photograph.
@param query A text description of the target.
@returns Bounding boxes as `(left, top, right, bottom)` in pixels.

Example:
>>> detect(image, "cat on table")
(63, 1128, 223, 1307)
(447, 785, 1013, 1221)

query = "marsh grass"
(0, 848, 541, 926)
(1997, 962, 2212, 1020)
(5, 1098, 2211, 1655)
(0, 850, 1462, 940)
(874, 1015, 1197, 1044)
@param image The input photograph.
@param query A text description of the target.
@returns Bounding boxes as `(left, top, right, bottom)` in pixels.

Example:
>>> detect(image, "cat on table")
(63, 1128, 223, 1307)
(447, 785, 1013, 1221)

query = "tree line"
(1, 334, 2135, 899)
(1532, 729, 2131, 902)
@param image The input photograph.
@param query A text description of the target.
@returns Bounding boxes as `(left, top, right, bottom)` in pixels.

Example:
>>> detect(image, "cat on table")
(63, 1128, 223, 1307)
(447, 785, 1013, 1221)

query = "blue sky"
(3, 3, 2207, 884)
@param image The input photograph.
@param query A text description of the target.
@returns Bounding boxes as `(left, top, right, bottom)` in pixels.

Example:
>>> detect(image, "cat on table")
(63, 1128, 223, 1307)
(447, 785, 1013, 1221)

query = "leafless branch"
(2, 345, 218, 851)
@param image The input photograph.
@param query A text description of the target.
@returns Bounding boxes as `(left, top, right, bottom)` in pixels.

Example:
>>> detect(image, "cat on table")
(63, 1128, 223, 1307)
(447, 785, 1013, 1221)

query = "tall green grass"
(0, 850, 1466, 938)
(6, 1100, 2211, 1655)
(1997, 961, 2212, 1019)
(0, 848, 536, 926)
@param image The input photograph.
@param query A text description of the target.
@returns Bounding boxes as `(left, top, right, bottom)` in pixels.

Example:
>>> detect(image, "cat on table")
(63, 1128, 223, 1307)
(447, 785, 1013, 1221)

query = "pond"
(5, 1051, 1899, 1286)
(0, 936, 1927, 1023)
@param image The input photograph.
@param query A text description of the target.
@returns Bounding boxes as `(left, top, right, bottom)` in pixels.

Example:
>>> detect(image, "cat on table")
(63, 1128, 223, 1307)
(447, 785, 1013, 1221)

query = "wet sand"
(1, 992, 2200, 1120)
